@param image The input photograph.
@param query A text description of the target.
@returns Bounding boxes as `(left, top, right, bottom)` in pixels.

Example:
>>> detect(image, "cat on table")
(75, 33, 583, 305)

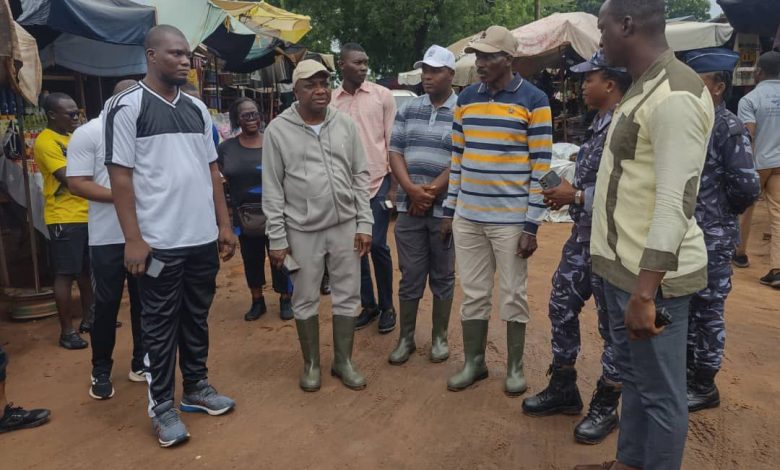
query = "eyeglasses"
(65, 111, 80, 119)
(239, 111, 260, 121)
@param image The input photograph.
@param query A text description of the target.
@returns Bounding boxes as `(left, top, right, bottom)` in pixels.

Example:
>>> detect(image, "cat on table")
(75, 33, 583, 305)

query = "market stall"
(1, 0, 54, 311)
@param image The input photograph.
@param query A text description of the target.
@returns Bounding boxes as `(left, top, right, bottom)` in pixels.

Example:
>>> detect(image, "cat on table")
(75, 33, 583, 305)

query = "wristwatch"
(574, 190, 584, 206)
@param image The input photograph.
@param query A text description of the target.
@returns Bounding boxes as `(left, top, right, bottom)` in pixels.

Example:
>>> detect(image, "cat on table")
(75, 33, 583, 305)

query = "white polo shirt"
(65, 115, 125, 246)
(103, 82, 219, 250)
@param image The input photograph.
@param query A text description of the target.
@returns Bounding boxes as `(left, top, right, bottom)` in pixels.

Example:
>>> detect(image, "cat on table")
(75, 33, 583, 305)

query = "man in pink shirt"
(332, 43, 398, 333)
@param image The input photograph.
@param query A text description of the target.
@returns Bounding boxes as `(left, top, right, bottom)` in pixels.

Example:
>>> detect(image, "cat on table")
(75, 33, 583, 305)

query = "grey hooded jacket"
(262, 103, 373, 250)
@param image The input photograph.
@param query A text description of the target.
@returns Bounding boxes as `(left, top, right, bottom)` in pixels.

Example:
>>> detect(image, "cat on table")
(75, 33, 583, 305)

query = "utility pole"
(535, 0, 541, 20)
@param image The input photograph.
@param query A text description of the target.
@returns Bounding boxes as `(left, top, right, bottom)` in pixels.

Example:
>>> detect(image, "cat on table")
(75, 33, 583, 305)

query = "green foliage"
(543, 0, 712, 21)
(665, 0, 711, 21)
(271, 0, 534, 76)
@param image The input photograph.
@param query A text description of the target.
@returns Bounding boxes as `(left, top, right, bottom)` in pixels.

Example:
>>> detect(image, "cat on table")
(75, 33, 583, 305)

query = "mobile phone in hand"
(146, 257, 165, 278)
(539, 171, 562, 190)
(283, 254, 300, 274)
(654, 307, 673, 328)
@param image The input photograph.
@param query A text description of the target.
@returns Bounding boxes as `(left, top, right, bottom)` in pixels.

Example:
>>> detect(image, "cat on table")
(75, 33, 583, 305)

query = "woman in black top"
(218, 98, 292, 321)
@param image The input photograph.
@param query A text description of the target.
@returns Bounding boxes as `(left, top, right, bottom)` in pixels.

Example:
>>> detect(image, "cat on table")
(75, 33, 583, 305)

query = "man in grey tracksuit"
(263, 60, 373, 392)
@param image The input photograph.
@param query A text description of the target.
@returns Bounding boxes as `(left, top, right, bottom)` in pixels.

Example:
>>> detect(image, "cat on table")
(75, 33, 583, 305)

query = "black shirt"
(217, 137, 263, 208)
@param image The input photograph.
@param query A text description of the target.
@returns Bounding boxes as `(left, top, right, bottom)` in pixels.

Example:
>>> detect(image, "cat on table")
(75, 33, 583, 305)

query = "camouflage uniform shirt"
(695, 102, 761, 251)
(570, 110, 612, 243)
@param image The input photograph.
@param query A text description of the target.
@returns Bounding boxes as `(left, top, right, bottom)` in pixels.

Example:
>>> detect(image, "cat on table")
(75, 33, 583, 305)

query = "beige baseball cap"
(464, 25, 518, 56)
(292, 60, 330, 85)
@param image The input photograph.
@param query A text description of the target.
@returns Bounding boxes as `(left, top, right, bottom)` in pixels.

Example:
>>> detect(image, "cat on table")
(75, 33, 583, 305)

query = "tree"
(665, 0, 711, 21)
(271, 0, 534, 76)
(542, 0, 712, 20)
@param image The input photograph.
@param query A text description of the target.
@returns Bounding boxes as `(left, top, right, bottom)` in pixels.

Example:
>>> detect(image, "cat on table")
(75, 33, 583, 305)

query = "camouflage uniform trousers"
(688, 247, 733, 372)
(549, 229, 620, 383)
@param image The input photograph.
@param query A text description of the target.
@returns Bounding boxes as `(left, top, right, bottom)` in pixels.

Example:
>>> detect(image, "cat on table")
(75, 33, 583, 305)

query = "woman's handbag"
(237, 203, 267, 237)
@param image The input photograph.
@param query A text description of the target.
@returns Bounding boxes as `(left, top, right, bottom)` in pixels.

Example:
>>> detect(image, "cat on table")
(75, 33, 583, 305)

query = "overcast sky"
(709, 0, 723, 17)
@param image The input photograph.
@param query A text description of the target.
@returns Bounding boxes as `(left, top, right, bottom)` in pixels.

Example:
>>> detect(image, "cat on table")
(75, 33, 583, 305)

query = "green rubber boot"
(447, 320, 489, 391)
(388, 300, 419, 365)
(331, 315, 367, 390)
(505, 321, 528, 396)
(430, 297, 453, 363)
(295, 316, 321, 392)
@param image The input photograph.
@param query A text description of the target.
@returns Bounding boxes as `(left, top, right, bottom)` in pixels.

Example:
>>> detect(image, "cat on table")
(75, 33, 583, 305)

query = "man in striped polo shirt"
(442, 26, 553, 395)
(387, 45, 457, 366)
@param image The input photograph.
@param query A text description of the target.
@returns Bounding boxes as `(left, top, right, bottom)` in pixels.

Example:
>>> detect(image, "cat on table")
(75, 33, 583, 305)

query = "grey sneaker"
(151, 401, 189, 448)
(180, 380, 235, 416)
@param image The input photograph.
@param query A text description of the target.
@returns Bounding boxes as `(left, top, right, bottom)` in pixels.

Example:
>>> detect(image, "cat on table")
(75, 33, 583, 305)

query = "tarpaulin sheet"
(1, 0, 41, 102)
(666, 21, 734, 52)
(401, 12, 600, 86)
(718, 0, 780, 36)
(39, 33, 146, 77)
(45, 0, 154, 45)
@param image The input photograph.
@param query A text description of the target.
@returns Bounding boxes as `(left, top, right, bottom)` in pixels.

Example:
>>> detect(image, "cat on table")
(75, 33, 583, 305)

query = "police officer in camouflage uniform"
(682, 48, 761, 412)
(522, 50, 632, 445)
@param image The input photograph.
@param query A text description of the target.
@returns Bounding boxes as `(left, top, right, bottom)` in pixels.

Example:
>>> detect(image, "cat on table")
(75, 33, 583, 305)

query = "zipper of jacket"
(315, 121, 342, 226)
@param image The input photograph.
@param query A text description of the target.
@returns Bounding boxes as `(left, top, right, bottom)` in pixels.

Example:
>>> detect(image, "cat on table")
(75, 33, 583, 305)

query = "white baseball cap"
(413, 45, 456, 71)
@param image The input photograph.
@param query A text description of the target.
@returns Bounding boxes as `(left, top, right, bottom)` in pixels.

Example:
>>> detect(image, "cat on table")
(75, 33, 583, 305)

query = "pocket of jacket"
(305, 192, 335, 227)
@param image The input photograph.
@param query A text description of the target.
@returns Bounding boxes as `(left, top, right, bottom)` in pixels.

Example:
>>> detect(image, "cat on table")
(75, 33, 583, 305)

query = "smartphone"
(539, 171, 562, 190)
(381, 200, 394, 210)
(654, 307, 673, 328)
(283, 254, 301, 274)
(443, 231, 453, 249)
(146, 257, 165, 278)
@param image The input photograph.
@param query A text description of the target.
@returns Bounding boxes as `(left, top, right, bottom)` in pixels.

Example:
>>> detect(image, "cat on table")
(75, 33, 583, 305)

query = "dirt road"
(1, 211, 778, 469)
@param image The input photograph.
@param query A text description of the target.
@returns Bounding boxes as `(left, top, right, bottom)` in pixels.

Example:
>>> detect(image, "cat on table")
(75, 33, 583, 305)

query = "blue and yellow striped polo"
(442, 74, 552, 234)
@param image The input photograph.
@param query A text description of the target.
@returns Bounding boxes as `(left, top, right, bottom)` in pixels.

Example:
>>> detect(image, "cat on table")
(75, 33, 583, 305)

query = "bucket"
(3, 288, 57, 320)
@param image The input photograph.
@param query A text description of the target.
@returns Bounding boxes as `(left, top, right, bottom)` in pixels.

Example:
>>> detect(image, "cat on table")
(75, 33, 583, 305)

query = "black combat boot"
(688, 367, 720, 412)
(522, 364, 583, 416)
(574, 378, 621, 444)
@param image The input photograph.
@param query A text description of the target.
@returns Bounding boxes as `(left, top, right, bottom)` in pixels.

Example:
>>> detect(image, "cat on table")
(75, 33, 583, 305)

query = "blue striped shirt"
(389, 92, 457, 218)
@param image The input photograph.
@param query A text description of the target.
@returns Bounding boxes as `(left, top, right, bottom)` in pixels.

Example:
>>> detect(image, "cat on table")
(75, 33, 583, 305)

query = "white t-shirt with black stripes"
(103, 82, 219, 250)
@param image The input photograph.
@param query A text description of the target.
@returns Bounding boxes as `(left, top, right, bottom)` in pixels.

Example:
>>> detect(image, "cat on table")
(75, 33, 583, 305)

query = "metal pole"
(535, 0, 541, 20)
(15, 93, 41, 292)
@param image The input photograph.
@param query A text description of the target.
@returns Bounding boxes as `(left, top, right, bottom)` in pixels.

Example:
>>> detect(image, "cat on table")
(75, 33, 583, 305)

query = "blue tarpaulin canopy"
(17, 0, 155, 45)
(15, 0, 155, 76)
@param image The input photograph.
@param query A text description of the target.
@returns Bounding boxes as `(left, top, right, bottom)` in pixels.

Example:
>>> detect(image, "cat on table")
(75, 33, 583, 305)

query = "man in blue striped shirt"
(387, 45, 457, 366)
(442, 26, 553, 395)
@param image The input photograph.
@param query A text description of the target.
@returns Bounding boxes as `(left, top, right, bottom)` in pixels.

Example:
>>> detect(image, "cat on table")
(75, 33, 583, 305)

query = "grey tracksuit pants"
(287, 219, 361, 320)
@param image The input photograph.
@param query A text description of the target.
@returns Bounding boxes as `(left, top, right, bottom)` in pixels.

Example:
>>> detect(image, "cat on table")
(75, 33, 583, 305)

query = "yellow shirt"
(34, 128, 88, 224)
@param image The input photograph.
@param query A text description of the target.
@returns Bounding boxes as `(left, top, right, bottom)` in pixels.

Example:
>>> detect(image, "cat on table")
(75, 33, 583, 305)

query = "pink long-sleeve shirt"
(332, 81, 396, 198)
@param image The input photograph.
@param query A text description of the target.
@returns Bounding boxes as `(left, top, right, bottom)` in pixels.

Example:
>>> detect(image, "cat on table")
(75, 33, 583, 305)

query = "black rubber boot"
(688, 367, 720, 412)
(522, 364, 583, 416)
(574, 378, 621, 444)
(244, 297, 267, 321)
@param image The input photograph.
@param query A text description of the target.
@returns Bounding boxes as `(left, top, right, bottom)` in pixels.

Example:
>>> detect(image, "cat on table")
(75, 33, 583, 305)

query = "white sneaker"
(128, 370, 147, 382)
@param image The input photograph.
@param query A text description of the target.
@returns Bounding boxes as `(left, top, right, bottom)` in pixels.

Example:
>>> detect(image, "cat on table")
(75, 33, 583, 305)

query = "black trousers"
(90, 244, 143, 376)
(138, 242, 219, 411)
(238, 233, 290, 294)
